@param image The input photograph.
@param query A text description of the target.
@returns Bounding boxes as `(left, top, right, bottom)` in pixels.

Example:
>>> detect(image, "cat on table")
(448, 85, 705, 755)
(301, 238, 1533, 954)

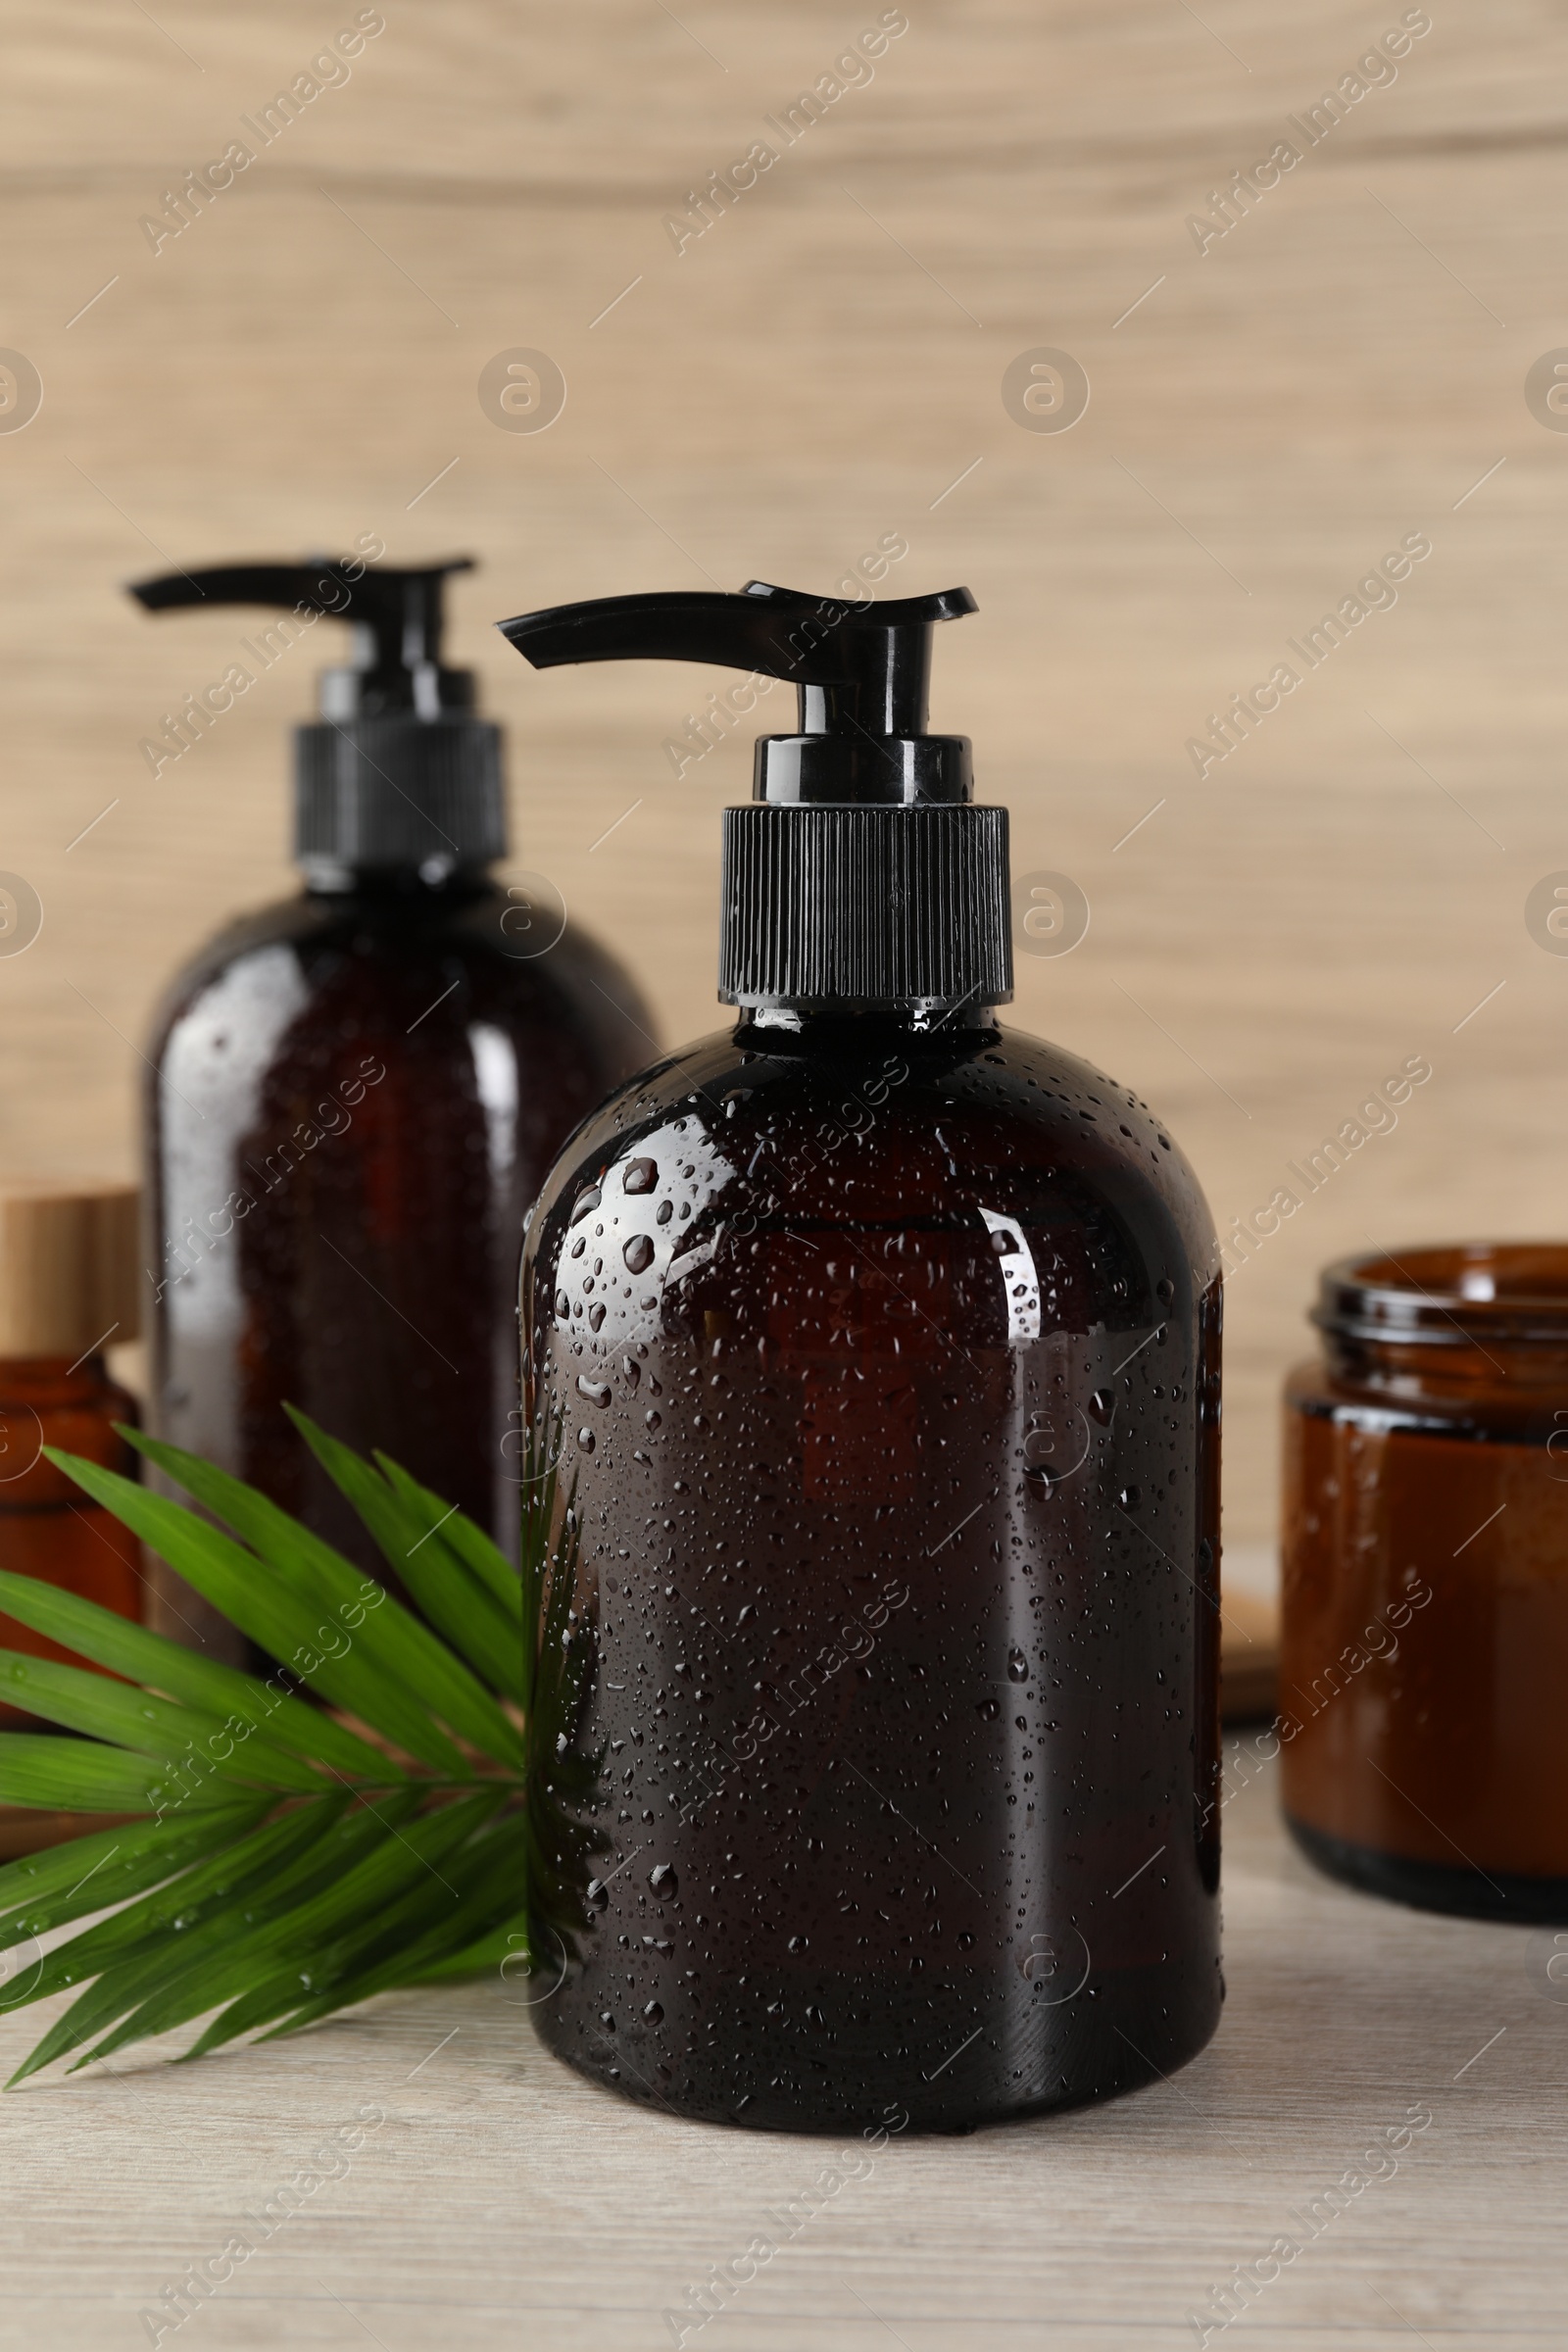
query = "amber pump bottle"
(134, 558, 652, 1637)
(498, 580, 1223, 2132)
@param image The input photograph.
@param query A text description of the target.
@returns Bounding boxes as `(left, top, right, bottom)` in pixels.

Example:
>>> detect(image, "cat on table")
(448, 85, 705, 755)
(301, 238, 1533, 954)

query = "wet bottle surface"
(150, 871, 651, 1584)
(521, 1011, 1223, 2132)
(499, 574, 1224, 2131)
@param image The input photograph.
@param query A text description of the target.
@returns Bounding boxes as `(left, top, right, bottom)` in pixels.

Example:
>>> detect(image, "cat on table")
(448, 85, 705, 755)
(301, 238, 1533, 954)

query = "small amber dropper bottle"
(0, 1184, 144, 1784)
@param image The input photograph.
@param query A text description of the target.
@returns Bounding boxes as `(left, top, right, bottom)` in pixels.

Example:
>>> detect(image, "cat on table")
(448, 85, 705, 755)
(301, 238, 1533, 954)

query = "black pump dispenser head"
(129, 558, 506, 873)
(499, 581, 1011, 1012)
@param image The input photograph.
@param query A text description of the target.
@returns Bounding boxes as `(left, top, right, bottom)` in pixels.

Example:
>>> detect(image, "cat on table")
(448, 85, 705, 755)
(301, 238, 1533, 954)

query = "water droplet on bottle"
(649, 1863, 678, 1897)
(588, 1303, 606, 1332)
(656, 1200, 673, 1225)
(1006, 1648, 1028, 1683)
(976, 1696, 1000, 1720)
(621, 1355, 640, 1390)
(1119, 1485, 1141, 1509)
(788, 1934, 809, 1953)
(623, 1234, 656, 1275)
(1089, 1388, 1115, 1424)
(645, 1408, 662, 1430)
(1155, 1276, 1175, 1303)
(643, 1999, 663, 2024)
(576, 1375, 611, 1406)
(576, 1427, 596, 1453)
(585, 1880, 610, 1912)
(554, 1290, 570, 1318)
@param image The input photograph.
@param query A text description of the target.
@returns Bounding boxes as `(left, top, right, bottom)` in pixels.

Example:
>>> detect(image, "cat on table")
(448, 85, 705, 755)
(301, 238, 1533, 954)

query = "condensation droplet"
(623, 1234, 656, 1275)
(622, 1157, 658, 1195)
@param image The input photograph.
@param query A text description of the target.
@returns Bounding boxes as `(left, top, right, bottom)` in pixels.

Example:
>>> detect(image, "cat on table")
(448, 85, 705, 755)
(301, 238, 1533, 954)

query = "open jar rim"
(1314, 1244, 1568, 1348)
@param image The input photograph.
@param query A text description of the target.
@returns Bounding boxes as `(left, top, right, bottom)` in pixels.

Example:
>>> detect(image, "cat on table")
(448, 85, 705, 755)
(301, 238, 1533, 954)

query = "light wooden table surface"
(0, 1753, 1559, 2352)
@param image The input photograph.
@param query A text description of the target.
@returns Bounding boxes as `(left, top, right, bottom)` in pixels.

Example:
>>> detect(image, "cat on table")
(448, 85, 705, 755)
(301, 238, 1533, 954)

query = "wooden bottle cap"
(0, 1181, 140, 1357)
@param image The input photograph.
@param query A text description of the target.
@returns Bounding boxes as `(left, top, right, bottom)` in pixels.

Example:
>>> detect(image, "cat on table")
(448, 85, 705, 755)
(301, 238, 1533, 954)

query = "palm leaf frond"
(0, 1397, 592, 2084)
(125, 1429, 524, 1767)
(0, 1567, 403, 1780)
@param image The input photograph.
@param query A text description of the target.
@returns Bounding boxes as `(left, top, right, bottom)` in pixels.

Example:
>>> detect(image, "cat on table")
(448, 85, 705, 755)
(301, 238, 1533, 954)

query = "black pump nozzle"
(129, 556, 506, 874)
(500, 580, 977, 806)
(129, 557, 478, 720)
(497, 578, 1009, 1013)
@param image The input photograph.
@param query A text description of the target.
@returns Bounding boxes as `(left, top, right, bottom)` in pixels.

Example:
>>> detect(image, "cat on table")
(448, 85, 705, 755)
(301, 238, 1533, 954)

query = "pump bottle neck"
(301, 853, 496, 900)
(735, 1001, 998, 1051)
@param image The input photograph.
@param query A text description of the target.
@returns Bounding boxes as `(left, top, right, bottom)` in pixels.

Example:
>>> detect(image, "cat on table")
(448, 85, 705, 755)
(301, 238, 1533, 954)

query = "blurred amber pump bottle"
(1282, 1246, 1568, 1920)
(0, 1185, 143, 1742)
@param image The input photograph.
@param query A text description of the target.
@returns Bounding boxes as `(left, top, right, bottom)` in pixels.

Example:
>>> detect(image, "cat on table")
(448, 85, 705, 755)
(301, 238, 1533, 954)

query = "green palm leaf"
(49, 1459, 468, 1774)
(74, 1790, 503, 2071)
(4, 1798, 359, 2083)
(0, 1569, 398, 1781)
(0, 1736, 213, 1818)
(0, 1401, 591, 2084)
(286, 1409, 524, 1705)
(375, 1455, 523, 1623)
(0, 1651, 332, 1791)
(0, 1805, 270, 1952)
(249, 1824, 530, 2041)
(124, 1430, 524, 1769)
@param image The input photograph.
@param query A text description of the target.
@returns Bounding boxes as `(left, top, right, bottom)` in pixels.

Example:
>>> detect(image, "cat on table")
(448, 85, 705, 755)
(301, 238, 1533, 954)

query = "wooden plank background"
(2, 5, 1563, 1546)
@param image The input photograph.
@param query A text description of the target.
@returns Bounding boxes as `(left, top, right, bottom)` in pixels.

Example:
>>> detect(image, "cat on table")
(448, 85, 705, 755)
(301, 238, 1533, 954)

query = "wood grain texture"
(3, 3, 1566, 1545)
(0, 1764, 1558, 2351)
(0, 1180, 139, 1352)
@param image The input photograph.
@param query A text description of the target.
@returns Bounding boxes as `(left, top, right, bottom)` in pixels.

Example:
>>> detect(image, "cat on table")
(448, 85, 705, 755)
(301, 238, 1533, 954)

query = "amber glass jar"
(0, 1184, 144, 1740)
(0, 1355, 142, 1724)
(1282, 1245, 1568, 1921)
